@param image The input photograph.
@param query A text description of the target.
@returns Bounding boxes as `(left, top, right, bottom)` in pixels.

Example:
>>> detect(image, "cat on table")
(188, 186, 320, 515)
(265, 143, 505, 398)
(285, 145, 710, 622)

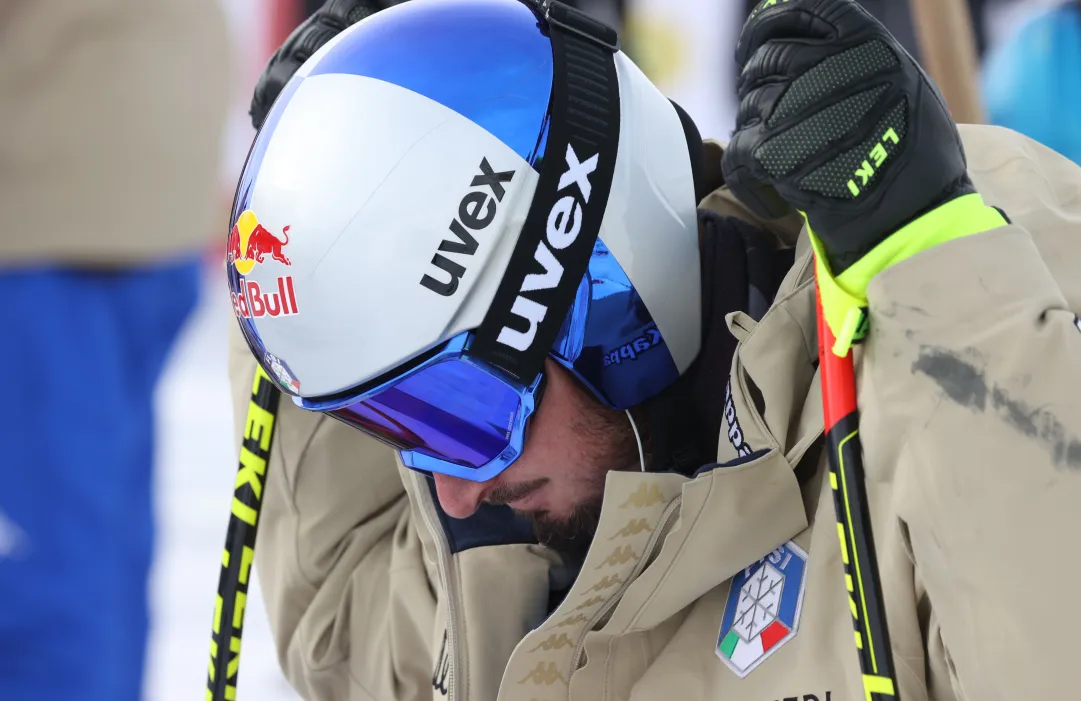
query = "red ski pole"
(815, 271, 900, 701)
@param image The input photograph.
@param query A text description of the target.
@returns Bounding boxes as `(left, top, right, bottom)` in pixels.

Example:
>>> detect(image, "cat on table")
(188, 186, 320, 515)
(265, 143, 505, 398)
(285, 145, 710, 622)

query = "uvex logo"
(496, 144, 599, 352)
(420, 158, 515, 297)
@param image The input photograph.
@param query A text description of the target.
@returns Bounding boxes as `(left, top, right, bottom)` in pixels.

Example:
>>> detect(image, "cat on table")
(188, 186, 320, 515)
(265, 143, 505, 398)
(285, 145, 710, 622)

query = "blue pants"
(0, 261, 201, 701)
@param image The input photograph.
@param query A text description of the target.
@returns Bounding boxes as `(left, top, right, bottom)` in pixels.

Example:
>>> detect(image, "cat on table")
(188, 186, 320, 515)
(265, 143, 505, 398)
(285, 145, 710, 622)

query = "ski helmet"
(227, 0, 704, 478)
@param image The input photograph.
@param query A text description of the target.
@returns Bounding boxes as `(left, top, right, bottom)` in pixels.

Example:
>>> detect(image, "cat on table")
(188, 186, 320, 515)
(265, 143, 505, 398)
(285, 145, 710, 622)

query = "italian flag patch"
(716, 541, 808, 678)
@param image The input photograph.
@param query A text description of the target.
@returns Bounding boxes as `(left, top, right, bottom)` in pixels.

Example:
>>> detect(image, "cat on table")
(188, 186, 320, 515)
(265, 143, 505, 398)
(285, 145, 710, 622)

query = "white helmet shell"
(229, 0, 700, 404)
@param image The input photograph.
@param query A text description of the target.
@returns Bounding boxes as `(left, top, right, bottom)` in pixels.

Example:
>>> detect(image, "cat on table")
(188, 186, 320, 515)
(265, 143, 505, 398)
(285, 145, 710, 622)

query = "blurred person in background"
(0, 2, 231, 700)
(981, 0, 1081, 164)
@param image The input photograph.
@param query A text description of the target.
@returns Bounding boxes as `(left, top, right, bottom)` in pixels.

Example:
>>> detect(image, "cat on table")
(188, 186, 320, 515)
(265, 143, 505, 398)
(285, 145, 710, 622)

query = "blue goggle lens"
(326, 351, 540, 480)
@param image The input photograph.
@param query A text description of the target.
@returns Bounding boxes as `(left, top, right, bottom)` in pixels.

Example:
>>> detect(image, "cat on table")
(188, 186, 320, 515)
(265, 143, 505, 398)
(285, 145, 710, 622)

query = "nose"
(431, 472, 488, 519)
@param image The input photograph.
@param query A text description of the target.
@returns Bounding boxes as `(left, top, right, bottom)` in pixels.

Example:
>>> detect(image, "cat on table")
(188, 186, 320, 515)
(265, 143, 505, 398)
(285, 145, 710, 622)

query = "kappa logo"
(517, 661, 567, 686)
(619, 482, 666, 509)
(421, 158, 516, 297)
(552, 613, 589, 629)
(716, 541, 808, 678)
(595, 545, 638, 569)
(609, 518, 653, 539)
(571, 595, 606, 613)
(725, 379, 754, 457)
(496, 144, 600, 352)
(586, 574, 624, 593)
(528, 633, 575, 652)
(603, 325, 664, 367)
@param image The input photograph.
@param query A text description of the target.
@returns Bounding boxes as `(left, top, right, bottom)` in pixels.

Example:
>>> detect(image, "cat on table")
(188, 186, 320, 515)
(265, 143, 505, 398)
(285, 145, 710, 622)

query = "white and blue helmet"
(228, 0, 703, 477)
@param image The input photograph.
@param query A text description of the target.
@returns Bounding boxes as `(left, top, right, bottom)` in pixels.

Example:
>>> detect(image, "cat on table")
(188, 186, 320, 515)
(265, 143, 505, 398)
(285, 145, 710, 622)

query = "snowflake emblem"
(716, 541, 808, 678)
(732, 562, 785, 641)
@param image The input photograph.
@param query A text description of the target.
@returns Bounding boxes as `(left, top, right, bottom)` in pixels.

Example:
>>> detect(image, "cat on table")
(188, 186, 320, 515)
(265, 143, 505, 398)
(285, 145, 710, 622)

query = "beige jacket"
(0, 0, 232, 265)
(228, 124, 1081, 701)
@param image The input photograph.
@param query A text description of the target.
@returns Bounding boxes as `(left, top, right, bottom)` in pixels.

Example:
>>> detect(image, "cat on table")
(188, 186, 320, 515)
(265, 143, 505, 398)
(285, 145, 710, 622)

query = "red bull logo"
(228, 210, 291, 274)
(228, 209, 300, 319)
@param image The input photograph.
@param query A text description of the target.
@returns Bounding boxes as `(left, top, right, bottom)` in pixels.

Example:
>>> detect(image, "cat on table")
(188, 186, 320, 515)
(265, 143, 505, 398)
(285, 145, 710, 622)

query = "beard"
(526, 489, 605, 562)
(520, 402, 649, 562)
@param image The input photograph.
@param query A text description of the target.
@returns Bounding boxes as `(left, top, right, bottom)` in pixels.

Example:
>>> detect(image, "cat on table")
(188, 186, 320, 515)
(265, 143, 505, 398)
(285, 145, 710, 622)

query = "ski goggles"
(299, 332, 544, 482)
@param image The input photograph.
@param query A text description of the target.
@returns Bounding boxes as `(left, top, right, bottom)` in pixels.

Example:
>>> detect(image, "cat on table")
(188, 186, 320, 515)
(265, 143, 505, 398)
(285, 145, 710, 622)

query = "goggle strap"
(469, 1, 621, 384)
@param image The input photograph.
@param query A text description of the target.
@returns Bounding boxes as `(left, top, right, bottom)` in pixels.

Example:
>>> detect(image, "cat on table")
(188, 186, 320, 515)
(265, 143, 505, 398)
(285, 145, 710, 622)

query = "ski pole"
(207, 367, 282, 701)
(815, 273, 900, 701)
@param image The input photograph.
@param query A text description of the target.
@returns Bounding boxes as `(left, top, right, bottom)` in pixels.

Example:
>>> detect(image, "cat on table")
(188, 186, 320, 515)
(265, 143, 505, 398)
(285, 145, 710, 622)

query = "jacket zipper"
(416, 475, 467, 701)
(570, 497, 683, 672)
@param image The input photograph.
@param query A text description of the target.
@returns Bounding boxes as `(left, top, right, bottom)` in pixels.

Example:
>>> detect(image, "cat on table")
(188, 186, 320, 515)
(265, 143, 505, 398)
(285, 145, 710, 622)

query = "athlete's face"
(431, 358, 642, 556)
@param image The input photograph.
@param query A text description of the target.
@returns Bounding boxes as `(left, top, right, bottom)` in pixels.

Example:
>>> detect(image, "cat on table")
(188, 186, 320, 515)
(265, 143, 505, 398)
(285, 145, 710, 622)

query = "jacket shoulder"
(960, 124, 1081, 313)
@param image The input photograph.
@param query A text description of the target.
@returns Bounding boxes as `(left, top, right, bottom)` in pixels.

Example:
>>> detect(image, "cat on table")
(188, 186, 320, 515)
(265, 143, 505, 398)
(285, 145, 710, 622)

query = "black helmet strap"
(469, 1, 621, 385)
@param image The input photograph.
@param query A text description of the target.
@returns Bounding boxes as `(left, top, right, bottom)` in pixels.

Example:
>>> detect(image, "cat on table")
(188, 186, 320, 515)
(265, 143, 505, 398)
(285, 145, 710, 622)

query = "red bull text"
(228, 210, 300, 318)
(233, 277, 300, 319)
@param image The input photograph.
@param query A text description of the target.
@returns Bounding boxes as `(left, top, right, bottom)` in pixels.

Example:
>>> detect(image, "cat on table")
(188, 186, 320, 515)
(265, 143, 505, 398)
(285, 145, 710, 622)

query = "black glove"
(250, 0, 392, 130)
(721, 0, 975, 274)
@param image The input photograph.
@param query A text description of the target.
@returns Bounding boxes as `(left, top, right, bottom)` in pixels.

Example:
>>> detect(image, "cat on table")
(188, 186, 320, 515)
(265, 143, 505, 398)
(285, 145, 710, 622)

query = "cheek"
(524, 386, 576, 456)
(540, 456, 609, 521)
(504, 392, 589, 485)
(510, 360, 617, 498)
(516, 413, 582, 479)
(520, 418, 608, 499)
